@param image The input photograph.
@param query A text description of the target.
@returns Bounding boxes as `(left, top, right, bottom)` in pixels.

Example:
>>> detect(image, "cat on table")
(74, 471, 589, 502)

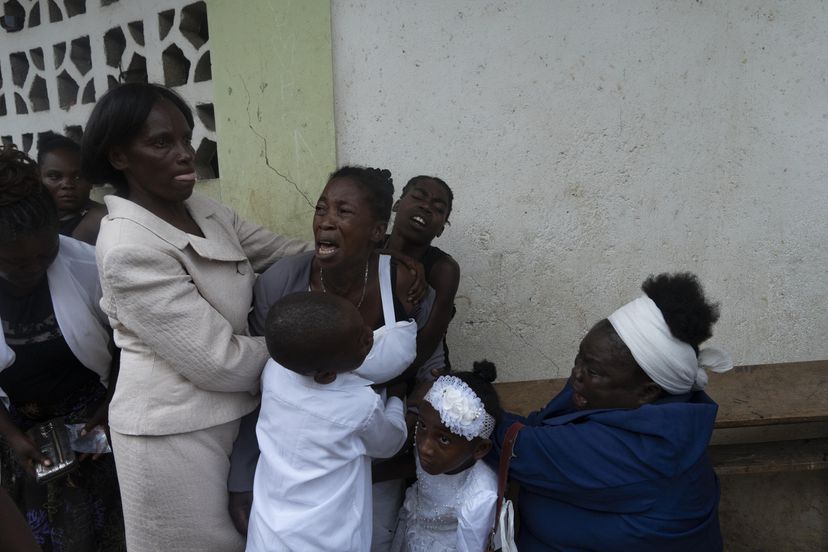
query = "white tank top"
(353, 255, 418, 384)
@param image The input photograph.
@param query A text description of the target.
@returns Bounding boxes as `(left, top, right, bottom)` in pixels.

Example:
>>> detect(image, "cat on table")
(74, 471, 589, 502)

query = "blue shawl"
(487, 383, 722, 551)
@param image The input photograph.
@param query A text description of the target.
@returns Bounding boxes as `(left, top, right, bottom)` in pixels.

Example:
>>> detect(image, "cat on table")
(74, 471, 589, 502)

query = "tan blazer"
(97, 193, 309, 435)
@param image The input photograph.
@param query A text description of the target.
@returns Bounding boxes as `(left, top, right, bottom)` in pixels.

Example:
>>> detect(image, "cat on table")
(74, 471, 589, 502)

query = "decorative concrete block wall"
(0, 0, 217, 178)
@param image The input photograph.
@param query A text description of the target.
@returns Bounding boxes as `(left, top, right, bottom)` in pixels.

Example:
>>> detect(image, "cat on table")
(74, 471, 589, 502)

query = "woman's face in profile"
(569, 323, 649, 410)
(109, 99, 196, 205)
(313, 177, 384, 267)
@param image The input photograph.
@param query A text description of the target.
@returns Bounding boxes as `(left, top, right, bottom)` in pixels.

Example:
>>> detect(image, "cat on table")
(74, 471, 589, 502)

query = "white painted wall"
(331, 0, 828, 381)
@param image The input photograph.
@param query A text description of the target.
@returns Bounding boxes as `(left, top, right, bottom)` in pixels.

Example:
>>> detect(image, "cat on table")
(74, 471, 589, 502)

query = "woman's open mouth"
(570, 380, 588, 408)
(316, 241, 339, 257)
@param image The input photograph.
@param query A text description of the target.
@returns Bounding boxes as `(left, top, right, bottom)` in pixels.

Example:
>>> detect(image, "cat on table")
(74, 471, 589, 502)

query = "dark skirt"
(0, 379, 126, 552)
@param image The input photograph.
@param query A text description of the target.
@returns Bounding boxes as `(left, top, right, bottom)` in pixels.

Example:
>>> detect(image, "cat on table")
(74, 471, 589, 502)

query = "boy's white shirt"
(246, 358, 407, 552)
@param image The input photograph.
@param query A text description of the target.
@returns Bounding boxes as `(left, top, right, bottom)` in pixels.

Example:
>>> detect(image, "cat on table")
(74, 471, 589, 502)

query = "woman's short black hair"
(642, 272, 720, 351)
(36, 131, 80, 165)
(81, 82, 194, 192)
(0, 145, 58, 241)
(328, 166, 395, 223)
(451, 360, 502, 426)
(402, 175, 454, 219)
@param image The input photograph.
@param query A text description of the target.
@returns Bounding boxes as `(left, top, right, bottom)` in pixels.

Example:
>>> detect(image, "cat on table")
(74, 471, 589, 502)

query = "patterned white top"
(391, 454, 498, 552)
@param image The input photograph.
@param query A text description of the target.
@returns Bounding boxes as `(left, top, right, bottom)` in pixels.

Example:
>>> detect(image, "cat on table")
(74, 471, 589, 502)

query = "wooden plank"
(709, 438, 828, 475)
(707, 360, 828, 428)
(494, 379, 566, 418)
(494, 360, 828, 427)
(709, 421, 828, 446)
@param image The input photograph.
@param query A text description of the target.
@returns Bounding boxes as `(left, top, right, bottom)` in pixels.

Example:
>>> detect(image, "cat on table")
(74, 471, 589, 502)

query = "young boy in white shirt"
(246, 292, 408, 552)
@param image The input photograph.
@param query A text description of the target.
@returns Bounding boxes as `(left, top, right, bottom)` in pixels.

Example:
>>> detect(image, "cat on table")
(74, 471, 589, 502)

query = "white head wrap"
(607, 295, 733, 394)
(424, 375, 496, 441)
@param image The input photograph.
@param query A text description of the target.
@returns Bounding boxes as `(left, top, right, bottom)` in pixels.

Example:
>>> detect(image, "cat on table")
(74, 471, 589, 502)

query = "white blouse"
(391, 455, 498, 552)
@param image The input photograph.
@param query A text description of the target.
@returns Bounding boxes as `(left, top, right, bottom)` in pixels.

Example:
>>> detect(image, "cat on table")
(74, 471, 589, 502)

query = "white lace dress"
(390, 457, 498, 552)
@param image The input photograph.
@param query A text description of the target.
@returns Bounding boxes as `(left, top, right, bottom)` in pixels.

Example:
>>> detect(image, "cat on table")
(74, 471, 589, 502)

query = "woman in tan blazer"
(81, 83, 309, 552)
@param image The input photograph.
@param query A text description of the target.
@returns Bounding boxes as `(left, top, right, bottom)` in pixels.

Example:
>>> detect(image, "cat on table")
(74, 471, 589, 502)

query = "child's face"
(40, 148, 92, 215)
(415, 400, 489, 476)
(392, 179, 450, 243)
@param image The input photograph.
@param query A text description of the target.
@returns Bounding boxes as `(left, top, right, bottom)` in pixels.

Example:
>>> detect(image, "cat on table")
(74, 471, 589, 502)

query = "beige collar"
(104, 192, 247, 262)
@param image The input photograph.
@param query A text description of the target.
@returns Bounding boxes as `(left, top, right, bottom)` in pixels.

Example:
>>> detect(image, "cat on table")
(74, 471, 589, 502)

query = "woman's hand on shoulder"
(384, 249, 426, 305)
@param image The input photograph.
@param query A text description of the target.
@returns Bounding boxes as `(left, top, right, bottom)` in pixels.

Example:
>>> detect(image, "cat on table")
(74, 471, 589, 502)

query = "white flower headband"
(424, 375, 496, 441)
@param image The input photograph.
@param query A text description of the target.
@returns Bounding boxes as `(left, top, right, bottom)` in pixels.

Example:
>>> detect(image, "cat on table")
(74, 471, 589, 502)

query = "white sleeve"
(359, 395, 407, 458)
(456, 487, 498, 552)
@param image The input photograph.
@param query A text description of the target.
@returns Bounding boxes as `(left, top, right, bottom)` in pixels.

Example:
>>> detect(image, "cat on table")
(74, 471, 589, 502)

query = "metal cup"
(26, 416, 78, 484)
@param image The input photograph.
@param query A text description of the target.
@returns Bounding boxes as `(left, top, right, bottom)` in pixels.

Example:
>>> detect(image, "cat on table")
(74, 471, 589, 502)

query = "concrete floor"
(719, 470, 827, 551)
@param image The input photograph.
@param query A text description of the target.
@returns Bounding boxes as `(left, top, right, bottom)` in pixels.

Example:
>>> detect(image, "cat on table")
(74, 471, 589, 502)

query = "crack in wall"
(239, 76, 314, 209)
(466, 274, 562, 372)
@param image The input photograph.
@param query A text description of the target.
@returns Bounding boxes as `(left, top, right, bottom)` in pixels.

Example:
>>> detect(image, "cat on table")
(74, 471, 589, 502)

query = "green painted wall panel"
(207, 0, 335, 239)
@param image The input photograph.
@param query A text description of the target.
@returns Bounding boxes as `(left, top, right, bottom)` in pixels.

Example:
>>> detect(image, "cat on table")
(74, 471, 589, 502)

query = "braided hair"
(0, 145, 58, 242)
(328, 166, 395, 222)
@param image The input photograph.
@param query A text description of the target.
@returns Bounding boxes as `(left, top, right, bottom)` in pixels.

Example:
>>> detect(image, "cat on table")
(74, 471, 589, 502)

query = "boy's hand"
(387, 381, 408, 400)
(228, 491, 253, 536)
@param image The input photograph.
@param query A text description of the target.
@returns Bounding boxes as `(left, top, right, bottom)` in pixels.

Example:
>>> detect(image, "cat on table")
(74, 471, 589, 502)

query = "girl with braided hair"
(0, 145, 125, 551)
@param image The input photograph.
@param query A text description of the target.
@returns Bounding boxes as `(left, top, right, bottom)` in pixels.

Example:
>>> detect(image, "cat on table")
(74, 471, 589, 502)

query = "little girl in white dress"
(391, 362, 500, 552)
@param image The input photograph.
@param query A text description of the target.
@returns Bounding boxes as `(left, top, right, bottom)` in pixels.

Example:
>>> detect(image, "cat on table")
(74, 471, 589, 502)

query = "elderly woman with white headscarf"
(487, 272, 732, 552)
